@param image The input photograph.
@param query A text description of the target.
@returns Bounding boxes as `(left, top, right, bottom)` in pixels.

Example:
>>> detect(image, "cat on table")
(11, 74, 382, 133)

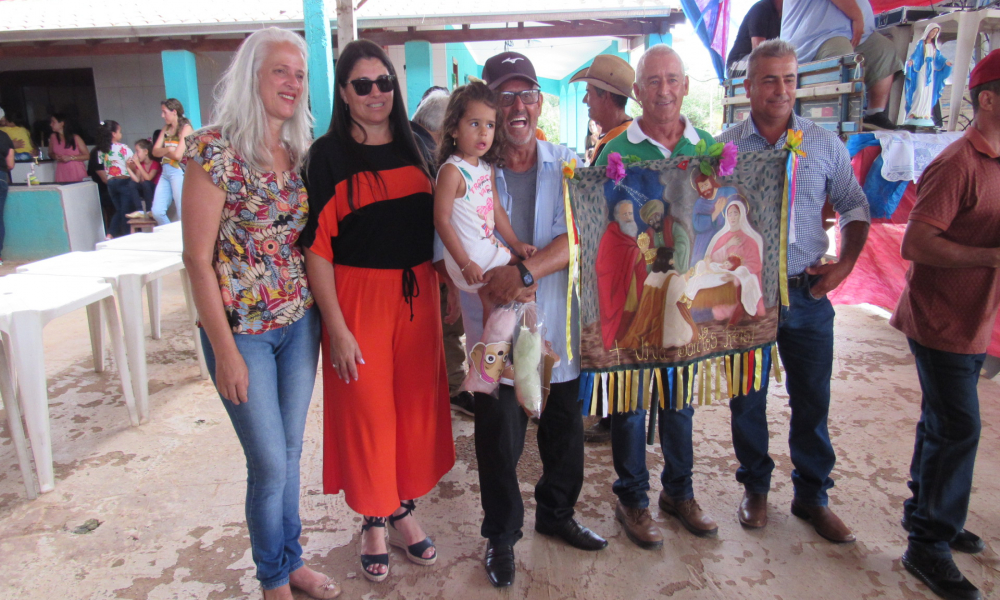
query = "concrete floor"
(0, 268, 998, 600)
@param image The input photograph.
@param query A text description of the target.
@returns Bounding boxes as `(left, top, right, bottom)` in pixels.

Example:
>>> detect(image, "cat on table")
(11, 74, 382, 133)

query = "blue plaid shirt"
(716, 114, 870, 276)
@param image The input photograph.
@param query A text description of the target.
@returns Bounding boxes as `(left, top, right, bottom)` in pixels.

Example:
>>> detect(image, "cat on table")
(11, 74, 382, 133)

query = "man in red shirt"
(890, 50, 1000, 600)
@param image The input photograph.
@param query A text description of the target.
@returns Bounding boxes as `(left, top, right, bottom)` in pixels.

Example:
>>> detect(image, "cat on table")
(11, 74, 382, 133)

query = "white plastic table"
(153, 221, 182, 233)
(95, 233, 208, 381)
(17, 251, 193, 423)
(0, 274, 136, 496)
(96, 231, 183, 339)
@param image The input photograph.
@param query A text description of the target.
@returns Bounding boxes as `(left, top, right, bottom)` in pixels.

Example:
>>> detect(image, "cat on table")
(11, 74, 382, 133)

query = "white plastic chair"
(16, 250, 194, 424)
(0, 274, 136, 496)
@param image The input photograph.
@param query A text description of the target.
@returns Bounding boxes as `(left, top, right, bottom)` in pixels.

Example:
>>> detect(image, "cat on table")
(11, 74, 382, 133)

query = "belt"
(787, 273, 811, 288)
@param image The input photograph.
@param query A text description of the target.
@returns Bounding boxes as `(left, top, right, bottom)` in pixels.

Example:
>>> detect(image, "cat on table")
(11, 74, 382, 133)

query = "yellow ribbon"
(590, 377, 599, 416)
(561, 162, 579, 362)
(771, 344, 783, 384)
(656, 368, 666, 409)
(779, 167, 791, 307)
(754, 348, 763, 391)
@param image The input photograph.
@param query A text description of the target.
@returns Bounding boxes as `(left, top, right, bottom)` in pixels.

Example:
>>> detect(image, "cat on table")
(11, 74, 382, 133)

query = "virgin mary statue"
(904, 24, 952, 127)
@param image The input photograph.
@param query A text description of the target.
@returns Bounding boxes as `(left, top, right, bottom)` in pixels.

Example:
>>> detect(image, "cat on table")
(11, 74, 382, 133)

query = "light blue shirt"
(434, 140, 580, 384)
(781, 0, 875, 63)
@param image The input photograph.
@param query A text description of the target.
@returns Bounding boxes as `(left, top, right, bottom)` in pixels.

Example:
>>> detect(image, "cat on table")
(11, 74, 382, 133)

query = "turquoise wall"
(445, 41, 481, 90)
(161, 50, 202, 130)
(405, 41, 434, 118)
(303, 0, 335, 137)
(4, 188, 71, 260)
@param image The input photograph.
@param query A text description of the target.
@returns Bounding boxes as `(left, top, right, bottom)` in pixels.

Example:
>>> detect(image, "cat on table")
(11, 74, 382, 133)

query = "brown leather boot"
(615, 501, 663, 549)
(791, 500, 855, 543)
(658, 491, 718, 537)
(738, 491, 768, 528)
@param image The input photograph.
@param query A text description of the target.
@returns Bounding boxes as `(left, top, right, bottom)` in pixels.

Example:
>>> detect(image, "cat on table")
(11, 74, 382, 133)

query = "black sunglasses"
(498, 89, 540, 107)
(348, 75, 396, 96)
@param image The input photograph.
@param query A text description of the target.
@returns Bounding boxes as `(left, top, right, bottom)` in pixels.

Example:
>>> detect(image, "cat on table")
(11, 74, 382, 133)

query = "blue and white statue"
(904, 24, 952, 127)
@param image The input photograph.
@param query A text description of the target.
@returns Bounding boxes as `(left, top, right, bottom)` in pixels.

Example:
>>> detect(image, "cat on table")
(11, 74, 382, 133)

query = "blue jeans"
(903, 338, 983, 557)
(612, 374, 696, 505)
(200, 307, 321, 590)
(729, 284, 836, 505)
(0, 174, 7, 256)
(107, 178, 140, 237)
(151, 163, 184, 225)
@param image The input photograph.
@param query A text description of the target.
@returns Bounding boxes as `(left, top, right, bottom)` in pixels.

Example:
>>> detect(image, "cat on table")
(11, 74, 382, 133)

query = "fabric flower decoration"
(606, 152, 627, 184)
(678, 159, 690, 170)
(561, 159, 577, 180)
(784, 129, 807, 157)
(717, 142, 738, 176)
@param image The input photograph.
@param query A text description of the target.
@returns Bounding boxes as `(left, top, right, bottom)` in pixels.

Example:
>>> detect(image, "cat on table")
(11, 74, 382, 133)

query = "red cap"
(969, 49, 1000, 89)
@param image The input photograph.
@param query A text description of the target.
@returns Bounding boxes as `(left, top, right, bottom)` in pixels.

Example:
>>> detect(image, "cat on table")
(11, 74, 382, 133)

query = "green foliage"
(538, 94, 560, 143)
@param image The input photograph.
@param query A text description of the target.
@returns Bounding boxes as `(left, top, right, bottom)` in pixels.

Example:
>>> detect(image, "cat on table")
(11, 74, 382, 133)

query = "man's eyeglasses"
(348, 75, 396, 96)
(498, 89, 540, 107)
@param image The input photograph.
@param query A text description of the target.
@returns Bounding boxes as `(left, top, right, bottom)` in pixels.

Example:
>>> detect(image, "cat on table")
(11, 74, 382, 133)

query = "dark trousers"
(727, 285, 836, 504)
(611, 403, 695, 506)
(107, 178, 140, 237)
(136, 179, 157, 211)
(0, 175, 7, 256)
(439, 283, 467, 396)
(904, 338, 983, 557)
(474, 378, 583, 546)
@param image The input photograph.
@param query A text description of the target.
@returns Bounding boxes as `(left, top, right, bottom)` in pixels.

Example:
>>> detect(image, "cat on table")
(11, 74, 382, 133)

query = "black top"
(301, 134, 435, 271)
(0, 130, 13, 178)
(727, 0, 781, 69)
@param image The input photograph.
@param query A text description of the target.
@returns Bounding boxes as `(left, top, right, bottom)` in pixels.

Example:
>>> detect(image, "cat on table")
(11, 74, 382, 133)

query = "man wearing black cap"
(891, 49, 1000, 600)
(460, 51, 607, 588)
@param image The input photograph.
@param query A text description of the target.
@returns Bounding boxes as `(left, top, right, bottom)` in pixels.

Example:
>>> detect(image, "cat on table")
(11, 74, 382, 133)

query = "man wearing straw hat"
(571, 54, 635, 162)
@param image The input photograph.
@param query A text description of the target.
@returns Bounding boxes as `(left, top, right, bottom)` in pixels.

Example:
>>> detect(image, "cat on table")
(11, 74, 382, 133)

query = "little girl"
(96, 120, 140, 237)
(433, 81, 535, 324)
(126, 138, 161, 214)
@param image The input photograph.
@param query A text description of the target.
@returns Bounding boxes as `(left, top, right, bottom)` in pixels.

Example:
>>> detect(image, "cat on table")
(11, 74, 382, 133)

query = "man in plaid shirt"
(713, 39, 870, 542)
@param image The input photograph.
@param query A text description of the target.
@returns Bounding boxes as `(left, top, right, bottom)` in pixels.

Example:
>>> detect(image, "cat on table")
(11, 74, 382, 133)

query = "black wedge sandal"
(360, 516, 389, 582)
(387, 500, 437, 566)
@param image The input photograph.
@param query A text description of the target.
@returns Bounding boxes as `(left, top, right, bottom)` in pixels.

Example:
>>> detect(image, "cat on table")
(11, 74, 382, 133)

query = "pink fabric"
(832, 151, 1000, 355)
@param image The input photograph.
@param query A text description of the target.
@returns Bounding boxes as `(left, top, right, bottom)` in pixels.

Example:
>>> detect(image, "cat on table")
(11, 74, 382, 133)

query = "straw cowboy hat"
(569, 54, 636, 101)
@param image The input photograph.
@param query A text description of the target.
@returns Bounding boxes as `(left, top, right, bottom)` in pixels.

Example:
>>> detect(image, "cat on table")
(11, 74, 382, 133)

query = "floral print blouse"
(184, 129, 313, 334)
(99, 142, 133, 177)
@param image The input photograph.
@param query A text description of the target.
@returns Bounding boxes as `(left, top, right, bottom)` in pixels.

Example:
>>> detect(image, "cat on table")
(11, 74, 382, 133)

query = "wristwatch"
(516, 262, 534, 287)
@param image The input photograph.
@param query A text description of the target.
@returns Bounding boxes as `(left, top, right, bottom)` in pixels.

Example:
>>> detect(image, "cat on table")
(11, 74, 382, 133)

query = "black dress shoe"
(902, 547, 981, 600)
(484, 541, 515, 588)
(901, 516, 986, 554)
(535, 518, 608, 551)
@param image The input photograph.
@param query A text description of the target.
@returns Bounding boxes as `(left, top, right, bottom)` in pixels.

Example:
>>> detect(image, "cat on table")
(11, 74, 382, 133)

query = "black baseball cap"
(482, 52, 540, 90)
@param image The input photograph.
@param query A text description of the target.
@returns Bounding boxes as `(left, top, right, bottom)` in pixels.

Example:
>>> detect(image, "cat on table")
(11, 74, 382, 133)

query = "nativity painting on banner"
(566, 146, 789, 417)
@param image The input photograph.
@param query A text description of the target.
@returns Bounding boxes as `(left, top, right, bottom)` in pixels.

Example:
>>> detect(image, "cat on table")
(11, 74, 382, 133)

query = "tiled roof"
(0, 0, 678, 39)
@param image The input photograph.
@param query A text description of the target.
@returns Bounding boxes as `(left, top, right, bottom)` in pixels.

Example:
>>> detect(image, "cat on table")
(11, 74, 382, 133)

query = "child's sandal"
(387, 500, 437, 566)
(360, 516, 389, 582)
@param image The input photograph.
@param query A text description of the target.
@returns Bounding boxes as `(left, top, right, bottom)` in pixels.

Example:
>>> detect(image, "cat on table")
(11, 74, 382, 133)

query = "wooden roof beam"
(360, 15, 682, 46)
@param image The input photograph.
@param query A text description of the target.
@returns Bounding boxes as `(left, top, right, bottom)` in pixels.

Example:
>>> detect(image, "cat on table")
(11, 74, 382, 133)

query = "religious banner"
(564, 146, 791, 417)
